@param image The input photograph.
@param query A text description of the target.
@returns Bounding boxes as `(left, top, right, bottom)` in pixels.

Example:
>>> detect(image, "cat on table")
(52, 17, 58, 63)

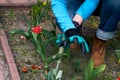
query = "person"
(51, 0, 120, 67)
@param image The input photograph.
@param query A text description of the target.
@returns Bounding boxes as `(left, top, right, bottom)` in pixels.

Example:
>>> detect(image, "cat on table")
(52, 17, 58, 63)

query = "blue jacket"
(51, 0, 100, 32)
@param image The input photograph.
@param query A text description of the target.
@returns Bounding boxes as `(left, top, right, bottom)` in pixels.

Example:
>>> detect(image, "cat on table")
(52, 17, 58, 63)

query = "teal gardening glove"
(56, 28, 89, 54)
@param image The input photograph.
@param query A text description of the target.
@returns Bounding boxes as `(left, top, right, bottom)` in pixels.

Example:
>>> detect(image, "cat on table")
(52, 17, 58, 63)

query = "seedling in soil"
(84, 58, 106, 80)
(115, 50, 120, 64)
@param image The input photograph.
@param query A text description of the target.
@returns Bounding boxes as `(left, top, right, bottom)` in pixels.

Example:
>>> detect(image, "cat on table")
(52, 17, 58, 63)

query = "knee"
(105, 0, 120, 11)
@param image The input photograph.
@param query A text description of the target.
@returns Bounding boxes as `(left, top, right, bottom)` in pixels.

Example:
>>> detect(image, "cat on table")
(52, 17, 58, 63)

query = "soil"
(0, 10, 120, 80)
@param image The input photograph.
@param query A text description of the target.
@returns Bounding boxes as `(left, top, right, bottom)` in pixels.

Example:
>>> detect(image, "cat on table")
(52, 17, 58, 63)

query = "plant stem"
(58, 47, 64, 54)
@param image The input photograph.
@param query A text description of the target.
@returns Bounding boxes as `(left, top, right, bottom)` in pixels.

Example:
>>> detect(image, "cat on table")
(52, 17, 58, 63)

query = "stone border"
(0, 29, 21, 80)
(0, 6, 31, 10)
(0, 0, 37, 10)
(0, 0, 37, 6)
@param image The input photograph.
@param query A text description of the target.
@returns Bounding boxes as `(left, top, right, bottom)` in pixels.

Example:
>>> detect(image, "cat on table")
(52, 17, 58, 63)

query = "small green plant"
(45, 61, 63, 80)
(84, 58, 106, 80)
(8, 10, 15, 20)
(115, 50, 120, 59)
(74, 60, 81, 73)
(45, 47, 64, 80)
(115, 49, 120, 64)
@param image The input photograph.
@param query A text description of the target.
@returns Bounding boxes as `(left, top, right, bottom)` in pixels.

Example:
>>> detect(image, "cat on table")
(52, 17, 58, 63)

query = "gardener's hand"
(61, 28, 89, 53)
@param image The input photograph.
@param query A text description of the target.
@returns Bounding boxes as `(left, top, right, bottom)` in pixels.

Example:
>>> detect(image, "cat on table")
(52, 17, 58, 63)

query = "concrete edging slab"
(0, 0, 37, 6)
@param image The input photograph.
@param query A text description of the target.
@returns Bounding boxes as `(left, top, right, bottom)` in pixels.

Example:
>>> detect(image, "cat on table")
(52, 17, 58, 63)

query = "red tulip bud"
(32, 26, 42, 34)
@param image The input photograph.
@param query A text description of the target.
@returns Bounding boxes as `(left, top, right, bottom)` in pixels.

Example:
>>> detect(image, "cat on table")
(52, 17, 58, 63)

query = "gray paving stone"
(0, 0, 37, 6)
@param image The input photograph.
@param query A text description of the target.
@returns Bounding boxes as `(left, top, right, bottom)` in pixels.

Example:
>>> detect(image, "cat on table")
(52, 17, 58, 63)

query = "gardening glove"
(65, 28, 89, 53)
(56, 28, 89, 53)
(56, 21, 81, 47)
(56, 20, 89, 53)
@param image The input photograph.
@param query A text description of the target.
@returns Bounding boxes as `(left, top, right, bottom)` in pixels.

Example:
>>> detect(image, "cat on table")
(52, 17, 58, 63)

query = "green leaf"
(10, 29, 24, 34)
(36, 10, 46, 24)
(56, 70, 63, 80)
(42, 30, 55, 39)
(84, 58, 94, 80)
(45, 37, 56, 46)
(90, 64, 106, 80)
(54, 61, 60, 75)
(47, 69, 55, 80)
(31, 32, 38, 41)
(115, 50, 120, 59)
(74, 60, 81, 72)
(31, 32, 47, 62)
(24, 31, 31, 37)
(47, 14, 56, 31)
(47, 53, 67, 65)
(10, 29, 33, 39)
(36, 42, 46, 62)
(19, 13, 31, 29)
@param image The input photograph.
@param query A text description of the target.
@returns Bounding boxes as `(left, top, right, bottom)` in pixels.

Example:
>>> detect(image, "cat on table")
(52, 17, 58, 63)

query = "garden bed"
(1, 9, 120, 80)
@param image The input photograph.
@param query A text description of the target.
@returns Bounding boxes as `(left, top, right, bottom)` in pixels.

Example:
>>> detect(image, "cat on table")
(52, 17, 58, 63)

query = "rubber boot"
(91, 36, 106, 68)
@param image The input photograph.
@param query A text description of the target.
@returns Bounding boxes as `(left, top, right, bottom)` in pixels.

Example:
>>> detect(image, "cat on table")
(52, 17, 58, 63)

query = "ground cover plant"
(1, 0, 120, 80)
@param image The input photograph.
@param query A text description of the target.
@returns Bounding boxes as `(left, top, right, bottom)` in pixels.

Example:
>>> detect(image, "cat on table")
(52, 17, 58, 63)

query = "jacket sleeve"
(51, 0, 100, 32)
(76, 0, 100, 20)
(51, 0, 75, 32)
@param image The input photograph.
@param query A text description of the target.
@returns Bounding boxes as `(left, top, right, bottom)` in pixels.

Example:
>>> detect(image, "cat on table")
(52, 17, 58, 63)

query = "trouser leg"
(91, 0, 120, 67)
(96, 0, 120, 40)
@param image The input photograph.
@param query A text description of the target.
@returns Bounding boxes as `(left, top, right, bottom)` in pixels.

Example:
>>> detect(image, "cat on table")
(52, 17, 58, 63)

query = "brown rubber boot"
(91, 36, 106, 68)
